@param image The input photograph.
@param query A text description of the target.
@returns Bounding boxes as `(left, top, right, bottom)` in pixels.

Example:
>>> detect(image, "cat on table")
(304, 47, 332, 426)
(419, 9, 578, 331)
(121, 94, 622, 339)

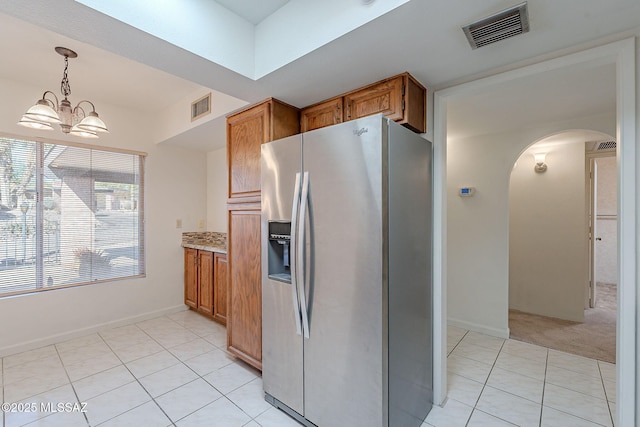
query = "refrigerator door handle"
(297, 171, 311, 339)
(290, 172, 303, 336)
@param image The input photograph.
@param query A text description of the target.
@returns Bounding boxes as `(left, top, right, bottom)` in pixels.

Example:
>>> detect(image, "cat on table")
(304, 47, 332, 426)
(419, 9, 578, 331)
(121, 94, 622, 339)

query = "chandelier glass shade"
(18, 47, 108, 139)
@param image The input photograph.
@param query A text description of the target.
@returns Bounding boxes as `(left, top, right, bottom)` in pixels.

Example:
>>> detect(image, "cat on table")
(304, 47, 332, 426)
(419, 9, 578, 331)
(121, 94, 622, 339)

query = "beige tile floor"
(423, 326, 617, 427)
(1, 310, 300, 427)
(0, 312, 616, 427)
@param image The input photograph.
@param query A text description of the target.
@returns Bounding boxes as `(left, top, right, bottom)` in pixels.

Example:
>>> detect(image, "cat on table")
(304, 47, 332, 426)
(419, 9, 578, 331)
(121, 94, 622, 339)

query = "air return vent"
(596, 140, 617, 151)
(462, 2, 529, 50)
(191, 93, 211, 121)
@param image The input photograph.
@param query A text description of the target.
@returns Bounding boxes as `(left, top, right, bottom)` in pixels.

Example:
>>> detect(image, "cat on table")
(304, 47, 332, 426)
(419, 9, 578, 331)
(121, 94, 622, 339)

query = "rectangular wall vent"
(191, 93, 211, 121)
(596, 140, 617, 151)
(462, 2, 529, 50)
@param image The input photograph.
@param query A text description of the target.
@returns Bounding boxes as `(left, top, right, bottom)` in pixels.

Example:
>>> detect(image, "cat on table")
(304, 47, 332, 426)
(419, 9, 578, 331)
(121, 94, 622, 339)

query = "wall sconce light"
(533, 152, 547, 173)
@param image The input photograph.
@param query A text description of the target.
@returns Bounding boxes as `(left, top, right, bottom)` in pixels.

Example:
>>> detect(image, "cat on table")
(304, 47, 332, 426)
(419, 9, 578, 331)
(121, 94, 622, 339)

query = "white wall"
(0, 76, 208, 356)
(152, 87, 247, 146)
(446, 113, 615, 337)
(509, 139, 587, 322)
(207, 147, 228, 232)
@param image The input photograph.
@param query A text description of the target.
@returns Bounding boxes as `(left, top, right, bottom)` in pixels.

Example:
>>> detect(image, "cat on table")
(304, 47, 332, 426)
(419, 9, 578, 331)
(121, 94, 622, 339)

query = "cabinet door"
(300, 97, 343, 132)
(198, 251, 214, 316)
(227, 102, 270, 202)
(184, 248, 198, 309)
(344, 75, 404, 123)
(228, 207, 262, 370)
(213, 253, 228, 325)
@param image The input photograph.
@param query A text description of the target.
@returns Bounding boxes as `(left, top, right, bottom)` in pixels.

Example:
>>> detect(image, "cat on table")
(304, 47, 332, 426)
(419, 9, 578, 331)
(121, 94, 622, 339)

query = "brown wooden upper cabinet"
(227, 98, 300, 203)
(301, 72, 426, 134)
(300, 96, 343, 132)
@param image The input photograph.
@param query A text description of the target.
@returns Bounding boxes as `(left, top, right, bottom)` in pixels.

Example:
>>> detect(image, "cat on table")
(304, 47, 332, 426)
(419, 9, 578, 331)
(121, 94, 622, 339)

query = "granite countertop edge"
(181, 231, 227, 254)
(181, 242, 227, 254)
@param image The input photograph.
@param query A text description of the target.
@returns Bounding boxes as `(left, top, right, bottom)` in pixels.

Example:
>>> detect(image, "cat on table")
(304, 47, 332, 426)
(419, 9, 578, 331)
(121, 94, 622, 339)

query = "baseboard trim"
(448, 317, 510, 339)
(0, 305, 188, 357)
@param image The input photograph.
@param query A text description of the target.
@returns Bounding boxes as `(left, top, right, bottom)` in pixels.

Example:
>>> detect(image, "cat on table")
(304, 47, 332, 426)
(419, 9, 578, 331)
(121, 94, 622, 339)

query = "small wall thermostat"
(459, 187, 476, 197)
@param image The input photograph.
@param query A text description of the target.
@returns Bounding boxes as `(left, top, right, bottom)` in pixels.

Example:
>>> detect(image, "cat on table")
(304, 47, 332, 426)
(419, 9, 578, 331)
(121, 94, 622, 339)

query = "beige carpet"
(509, 283, 616, 363)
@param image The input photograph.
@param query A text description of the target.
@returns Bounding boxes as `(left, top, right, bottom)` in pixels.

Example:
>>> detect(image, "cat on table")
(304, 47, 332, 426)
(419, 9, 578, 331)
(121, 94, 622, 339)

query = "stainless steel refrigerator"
(261, 114, 432, 427)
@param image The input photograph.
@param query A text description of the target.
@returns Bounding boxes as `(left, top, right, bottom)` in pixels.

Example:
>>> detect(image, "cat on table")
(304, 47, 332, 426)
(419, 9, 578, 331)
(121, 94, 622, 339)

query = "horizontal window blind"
(0, 136, 145, 297)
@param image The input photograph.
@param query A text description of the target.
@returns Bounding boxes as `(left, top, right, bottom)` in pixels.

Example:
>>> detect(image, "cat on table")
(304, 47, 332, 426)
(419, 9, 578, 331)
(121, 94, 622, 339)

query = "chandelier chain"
(60, 55, 71, 99)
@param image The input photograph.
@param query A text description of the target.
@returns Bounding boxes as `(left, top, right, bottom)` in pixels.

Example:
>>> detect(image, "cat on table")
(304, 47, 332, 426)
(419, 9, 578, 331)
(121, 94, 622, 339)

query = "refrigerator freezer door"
(261, 134, 304, 415)
(301, 116, 385, 426)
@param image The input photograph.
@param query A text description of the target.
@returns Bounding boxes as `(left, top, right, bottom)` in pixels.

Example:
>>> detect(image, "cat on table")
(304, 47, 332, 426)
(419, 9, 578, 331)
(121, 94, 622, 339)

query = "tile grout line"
(450, 327, 616, 427)
(98, 325, 178, 427)
(53, 342, 91, 427)
(97, 314, 264, 427)
(4, 313, 303, 427)
(597, 361, 615, 427)
(537, 347, 549, 427)
(447, 330, 468, 357)
(464, 338, 510, 427)
(100, 315, 241, 426)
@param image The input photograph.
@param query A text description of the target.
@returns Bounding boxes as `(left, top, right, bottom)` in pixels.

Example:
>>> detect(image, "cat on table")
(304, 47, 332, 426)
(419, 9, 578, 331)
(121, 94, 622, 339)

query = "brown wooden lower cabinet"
(227, 205, 262, 370)
(184, 248, 227, 326)
(184, 248, 198, 309)
(213, 253, 228, 325)
(197, 250, 214, 317)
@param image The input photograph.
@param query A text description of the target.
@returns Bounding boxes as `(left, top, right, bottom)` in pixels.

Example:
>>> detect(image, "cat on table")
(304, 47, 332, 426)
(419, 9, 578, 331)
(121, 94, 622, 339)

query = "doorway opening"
(433, 38, 635, 425)
(507, 131, 617, 364)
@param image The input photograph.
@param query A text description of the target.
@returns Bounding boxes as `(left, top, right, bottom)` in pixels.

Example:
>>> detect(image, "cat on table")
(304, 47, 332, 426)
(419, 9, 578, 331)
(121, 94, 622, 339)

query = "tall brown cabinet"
(226, 98, 300, 370)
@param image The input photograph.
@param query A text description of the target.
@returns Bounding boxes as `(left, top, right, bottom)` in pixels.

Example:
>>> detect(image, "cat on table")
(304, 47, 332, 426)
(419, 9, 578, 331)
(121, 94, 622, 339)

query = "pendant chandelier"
(18, 47, 109, 139)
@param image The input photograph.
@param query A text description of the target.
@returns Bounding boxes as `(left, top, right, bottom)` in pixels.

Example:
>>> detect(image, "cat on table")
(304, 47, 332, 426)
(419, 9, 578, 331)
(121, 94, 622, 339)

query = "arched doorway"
(508, 130, 617, 366)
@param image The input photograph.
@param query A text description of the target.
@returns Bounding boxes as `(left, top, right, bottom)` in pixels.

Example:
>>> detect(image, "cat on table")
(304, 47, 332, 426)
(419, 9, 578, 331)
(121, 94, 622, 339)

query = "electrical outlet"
(198, 219, 205, 229)
(176, 219, 182, 229)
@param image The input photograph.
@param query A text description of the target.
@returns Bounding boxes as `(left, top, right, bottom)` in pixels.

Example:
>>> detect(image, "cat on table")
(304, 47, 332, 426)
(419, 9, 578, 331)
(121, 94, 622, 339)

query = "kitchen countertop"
(182, 231, 227, 254)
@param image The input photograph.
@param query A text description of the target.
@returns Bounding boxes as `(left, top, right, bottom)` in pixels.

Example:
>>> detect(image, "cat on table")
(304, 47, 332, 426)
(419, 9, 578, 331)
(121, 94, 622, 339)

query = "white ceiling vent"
(462, 2, 530, 50)
(191, 93, 211, 122)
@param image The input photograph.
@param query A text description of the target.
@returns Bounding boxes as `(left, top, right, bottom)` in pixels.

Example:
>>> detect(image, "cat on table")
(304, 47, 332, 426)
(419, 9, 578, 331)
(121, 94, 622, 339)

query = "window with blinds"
(0, 136, 145, 297)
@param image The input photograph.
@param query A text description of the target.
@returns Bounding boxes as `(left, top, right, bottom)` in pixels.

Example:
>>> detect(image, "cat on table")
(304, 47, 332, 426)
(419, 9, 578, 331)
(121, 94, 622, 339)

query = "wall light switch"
(198, 219, 205, 229)
(176, 219, 182, 229)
